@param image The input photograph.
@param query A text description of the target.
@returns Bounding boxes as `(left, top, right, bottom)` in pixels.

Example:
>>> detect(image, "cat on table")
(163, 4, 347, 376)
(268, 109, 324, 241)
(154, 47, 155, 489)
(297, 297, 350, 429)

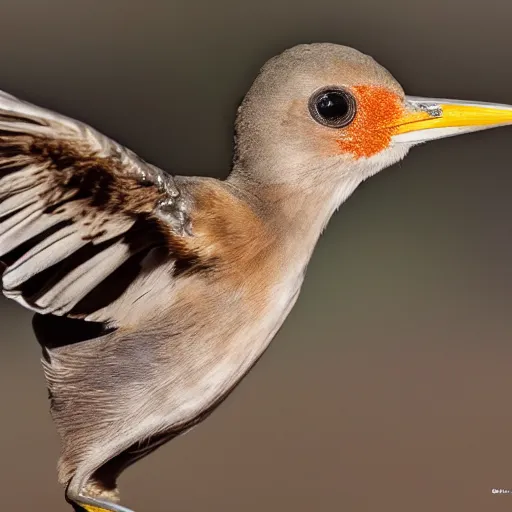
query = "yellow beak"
(393, 96, 512, 144)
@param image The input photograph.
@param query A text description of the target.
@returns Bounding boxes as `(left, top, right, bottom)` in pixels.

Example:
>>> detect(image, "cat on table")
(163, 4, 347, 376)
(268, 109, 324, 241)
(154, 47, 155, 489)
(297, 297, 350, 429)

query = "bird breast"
(118, 179, 307, 434)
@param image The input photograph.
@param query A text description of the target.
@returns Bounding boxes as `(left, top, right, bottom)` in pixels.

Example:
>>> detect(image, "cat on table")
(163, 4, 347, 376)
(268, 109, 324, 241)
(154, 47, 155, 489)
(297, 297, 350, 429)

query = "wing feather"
(0, 89, 192, 326)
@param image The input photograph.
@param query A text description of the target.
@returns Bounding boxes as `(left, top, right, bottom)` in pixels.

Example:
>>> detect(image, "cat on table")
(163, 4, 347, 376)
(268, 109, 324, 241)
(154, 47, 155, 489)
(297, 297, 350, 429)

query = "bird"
(1, 42, 512, 512)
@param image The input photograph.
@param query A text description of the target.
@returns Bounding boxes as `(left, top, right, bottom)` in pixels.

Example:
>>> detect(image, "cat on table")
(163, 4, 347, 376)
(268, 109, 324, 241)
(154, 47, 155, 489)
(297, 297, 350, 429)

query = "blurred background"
(1, 0, 512, 511)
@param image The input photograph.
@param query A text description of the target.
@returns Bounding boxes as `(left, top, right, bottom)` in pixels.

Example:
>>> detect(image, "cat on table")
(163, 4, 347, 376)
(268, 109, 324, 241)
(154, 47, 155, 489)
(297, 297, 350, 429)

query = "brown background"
(1, 0, 512, 510)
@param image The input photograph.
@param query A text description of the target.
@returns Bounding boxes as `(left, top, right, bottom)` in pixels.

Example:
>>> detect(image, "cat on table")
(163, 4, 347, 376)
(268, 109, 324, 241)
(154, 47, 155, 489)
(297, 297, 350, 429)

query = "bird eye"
(308, 87, 357, 128)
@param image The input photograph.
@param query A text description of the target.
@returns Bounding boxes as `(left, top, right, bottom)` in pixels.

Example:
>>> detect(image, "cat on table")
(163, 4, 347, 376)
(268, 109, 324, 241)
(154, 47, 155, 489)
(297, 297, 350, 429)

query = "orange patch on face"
(337, 85, 405, 158)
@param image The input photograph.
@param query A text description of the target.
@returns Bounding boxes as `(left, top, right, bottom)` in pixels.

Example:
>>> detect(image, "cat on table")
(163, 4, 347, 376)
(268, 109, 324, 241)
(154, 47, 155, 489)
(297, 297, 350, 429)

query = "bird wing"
(0, 90, 192, 326)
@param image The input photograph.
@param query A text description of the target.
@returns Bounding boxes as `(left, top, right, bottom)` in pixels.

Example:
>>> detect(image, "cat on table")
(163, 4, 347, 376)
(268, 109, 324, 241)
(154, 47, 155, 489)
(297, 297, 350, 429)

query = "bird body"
(50, 177, 311, 501)
(2, 43, 512, 512)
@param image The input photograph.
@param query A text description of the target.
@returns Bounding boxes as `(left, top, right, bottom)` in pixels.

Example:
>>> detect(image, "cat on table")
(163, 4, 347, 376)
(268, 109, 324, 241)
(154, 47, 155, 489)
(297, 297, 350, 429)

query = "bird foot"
(70, 494, 136, 512)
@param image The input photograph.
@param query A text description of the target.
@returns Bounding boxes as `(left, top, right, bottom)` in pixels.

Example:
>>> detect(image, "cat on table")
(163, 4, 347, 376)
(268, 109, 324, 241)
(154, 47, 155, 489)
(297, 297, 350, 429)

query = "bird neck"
(227, 167, 362, 263)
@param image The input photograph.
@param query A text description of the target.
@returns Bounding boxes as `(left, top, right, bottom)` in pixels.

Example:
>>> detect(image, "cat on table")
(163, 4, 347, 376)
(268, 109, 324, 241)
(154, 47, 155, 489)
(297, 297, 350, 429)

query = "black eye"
(309, 87, 357, 128)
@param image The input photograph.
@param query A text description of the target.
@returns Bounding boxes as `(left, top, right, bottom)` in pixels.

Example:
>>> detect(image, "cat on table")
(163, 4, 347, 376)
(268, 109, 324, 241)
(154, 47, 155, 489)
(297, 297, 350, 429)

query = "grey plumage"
(1, 43, 511, 512)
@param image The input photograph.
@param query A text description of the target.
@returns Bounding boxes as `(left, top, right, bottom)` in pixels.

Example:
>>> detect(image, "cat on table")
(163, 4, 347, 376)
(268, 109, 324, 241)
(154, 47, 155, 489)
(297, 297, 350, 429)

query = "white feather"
(2, 226, 87, 289)
(35, 241, 132, 314)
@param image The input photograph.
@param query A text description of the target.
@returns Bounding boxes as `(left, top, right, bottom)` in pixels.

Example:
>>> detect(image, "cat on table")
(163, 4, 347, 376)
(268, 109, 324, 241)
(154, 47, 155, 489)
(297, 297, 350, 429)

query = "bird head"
(232, 43, 512, 203)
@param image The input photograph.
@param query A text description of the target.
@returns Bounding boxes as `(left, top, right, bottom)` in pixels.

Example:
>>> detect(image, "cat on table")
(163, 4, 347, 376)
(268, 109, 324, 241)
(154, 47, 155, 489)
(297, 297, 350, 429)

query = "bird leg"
(67, 492, 136, 512)
(66, 477, 135, 512)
